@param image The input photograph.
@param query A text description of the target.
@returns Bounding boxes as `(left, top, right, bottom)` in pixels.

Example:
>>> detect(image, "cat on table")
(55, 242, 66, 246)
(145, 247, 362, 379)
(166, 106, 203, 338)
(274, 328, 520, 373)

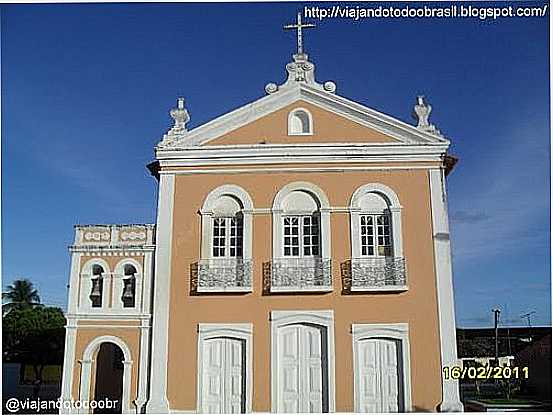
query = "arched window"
(281, 190, 321, 258)
(271, 182, 332, 291)
(199, 185, 254, 292)
(358, 193, 393, 257)
(121, 264, 136, 308)
(90, 264, 104, 308)
(288, 108, 313, 135)
(211, 195, 244, 259)
(349, 184, 406, 291)
(112, 259, 142, 311)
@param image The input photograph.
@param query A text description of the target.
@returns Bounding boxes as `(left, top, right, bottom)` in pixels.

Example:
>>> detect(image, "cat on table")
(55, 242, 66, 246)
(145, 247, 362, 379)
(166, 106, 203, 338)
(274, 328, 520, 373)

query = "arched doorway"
(93, 343, 124, 413)
(79, 335, 133, 414)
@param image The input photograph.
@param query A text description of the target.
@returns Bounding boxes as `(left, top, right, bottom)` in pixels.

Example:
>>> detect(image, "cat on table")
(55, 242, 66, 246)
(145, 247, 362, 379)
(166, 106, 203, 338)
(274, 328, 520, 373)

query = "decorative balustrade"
(350, 257, 407, 291)
(197, 259, 253, 292)
(270, 258, 332, 292)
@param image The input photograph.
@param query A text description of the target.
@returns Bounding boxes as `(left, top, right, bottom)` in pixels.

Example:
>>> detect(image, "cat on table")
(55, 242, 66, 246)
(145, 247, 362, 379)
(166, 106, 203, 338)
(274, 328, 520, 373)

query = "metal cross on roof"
(284, 12, 316, 55)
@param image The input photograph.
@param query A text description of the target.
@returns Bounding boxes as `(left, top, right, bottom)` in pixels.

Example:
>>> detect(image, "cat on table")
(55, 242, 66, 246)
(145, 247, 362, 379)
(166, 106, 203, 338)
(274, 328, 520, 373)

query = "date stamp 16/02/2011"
(443, 366, 529, 380)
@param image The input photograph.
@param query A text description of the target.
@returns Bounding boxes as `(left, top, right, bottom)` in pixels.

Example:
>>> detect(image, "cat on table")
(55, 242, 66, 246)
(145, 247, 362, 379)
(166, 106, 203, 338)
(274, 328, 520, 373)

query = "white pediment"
(156, 83, 449, 152)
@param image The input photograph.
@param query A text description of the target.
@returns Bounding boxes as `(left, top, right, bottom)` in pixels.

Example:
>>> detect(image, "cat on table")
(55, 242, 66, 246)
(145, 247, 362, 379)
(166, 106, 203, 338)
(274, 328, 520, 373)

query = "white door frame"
(79, 335, 133, 414)
(352, 323, 412, 412)
(271, 310, 336, 413)
(196, 323, 253, 413)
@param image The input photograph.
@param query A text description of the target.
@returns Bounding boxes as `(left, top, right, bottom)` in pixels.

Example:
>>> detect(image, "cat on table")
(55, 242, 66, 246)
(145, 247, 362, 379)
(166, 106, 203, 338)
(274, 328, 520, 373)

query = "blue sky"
(1, 2, 550, 327)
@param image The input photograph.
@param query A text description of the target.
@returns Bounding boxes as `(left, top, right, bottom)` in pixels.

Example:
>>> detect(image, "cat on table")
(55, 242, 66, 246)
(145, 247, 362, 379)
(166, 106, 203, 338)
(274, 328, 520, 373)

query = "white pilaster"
(141, 251, 154, 314)
(122, 360, 133, 414)
(429, 168, 463, 412)
(67, 252, 82, 313)
(145, 173, 175, 413)
(60, 251, 82, 413)
(78, 359, 93, 410)
(135, 324, 151, 413)
(59, 323, 77, 414)
(389, 206, 404, 258)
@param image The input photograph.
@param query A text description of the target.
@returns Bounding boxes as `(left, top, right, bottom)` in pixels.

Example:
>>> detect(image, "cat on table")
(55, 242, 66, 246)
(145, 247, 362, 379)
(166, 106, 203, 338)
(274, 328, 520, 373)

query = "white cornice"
(69, 246, 155, 254)
(155, 84, 449, 154)
(156, 142, 448, 168)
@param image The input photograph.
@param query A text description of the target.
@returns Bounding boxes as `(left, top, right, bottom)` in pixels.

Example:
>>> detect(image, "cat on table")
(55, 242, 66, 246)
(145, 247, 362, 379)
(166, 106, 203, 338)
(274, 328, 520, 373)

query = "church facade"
(60, 17, 463, 414)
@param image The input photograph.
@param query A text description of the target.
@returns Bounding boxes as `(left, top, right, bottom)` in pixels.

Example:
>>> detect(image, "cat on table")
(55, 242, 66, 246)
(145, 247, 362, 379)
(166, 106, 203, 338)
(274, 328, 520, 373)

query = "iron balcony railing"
(197, 259, 253, 292)
(350, 257, 407, 291)
(270, 258, 332, 292)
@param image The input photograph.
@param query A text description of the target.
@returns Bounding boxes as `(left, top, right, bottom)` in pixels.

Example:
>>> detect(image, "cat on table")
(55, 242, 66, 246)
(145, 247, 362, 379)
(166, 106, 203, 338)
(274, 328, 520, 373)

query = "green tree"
(3, 306, 66, 398)
(2, 279, 41, 314)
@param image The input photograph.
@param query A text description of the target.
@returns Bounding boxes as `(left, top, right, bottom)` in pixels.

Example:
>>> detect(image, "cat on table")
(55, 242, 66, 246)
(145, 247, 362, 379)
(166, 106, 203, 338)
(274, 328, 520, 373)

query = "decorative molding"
(351, 323, 412, 412)
(73, 224, 155, 249)
(265, 50, 336, 95)
(157, 142, 449, 169)
(159, 164, 440, 176)
(200, 184, 254, 214)
(71, 248, 154, 255)
(67, 312, 150, 320)
(159, 82, 448, 149)
(273, 181, 330, 210)
(158, 98, 191, 148)
(350, 182, 402, 209)
(413, 96, 442, 137)
(83, 229, 111, 243)
(429, 168, 463, 412)
(120, 231, 147, 242)
(66, 324, 149, 329)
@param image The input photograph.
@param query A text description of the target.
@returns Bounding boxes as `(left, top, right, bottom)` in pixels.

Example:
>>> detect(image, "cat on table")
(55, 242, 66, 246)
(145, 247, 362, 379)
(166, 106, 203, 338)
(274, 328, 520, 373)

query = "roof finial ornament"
(284, 12, 316, 56)
(158, 97, 190, 147)
(265, 12, 336, 95)
(413, 95, 442, 136)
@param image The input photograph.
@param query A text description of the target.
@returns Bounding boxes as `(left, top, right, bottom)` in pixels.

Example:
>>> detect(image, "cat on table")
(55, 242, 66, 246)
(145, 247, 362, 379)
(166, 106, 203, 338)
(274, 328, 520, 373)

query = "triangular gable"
(206, 100, 398, 146)
(205, 100, 398, 145)
(164, 84, 449, 148)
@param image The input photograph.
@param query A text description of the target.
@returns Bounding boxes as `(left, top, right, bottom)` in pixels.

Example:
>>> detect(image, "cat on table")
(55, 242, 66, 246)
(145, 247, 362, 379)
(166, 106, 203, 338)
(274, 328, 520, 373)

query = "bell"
(90, 278, 102, 297)
(122, 279, 135, 299)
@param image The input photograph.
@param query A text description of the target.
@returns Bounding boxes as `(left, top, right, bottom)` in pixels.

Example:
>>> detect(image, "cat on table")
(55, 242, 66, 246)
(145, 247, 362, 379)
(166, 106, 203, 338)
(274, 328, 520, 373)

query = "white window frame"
(349, 183, 403, 259)
(272, 181, 331, 261)
(212, 216, 244, 259)
(200, 185, 253, 262)
(270, 310, 335, 413)
(196, 323, 253, 414)
(282, 214, 321, 258)
(359, 213, 392, 258)
(287, 107, 313, 136)
(351, 323, 412, 413)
